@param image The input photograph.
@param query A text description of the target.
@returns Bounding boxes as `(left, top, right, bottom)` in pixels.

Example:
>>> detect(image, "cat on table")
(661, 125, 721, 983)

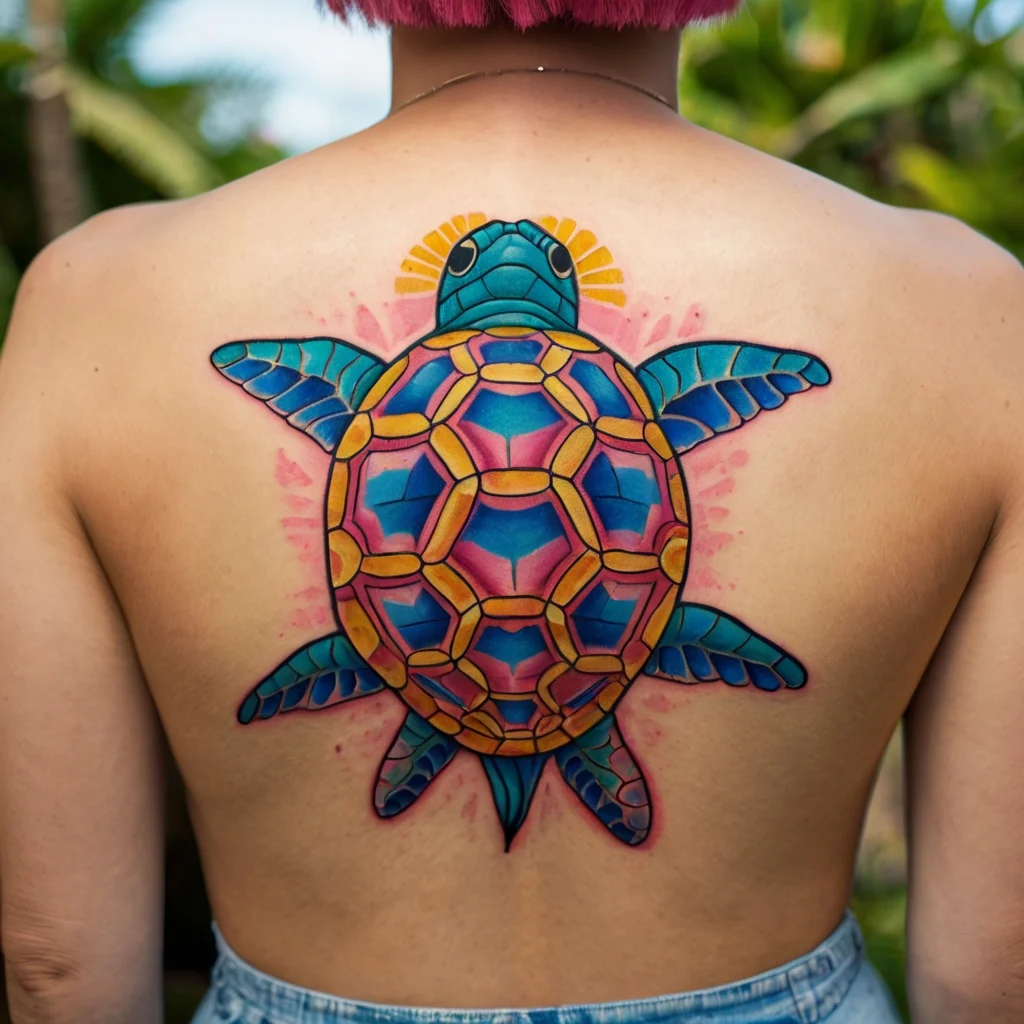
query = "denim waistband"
(207, 911, 865, 1024)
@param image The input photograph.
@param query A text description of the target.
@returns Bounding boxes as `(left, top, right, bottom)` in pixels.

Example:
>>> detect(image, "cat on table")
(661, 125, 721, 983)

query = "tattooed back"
(2, 76, 1021, 1008)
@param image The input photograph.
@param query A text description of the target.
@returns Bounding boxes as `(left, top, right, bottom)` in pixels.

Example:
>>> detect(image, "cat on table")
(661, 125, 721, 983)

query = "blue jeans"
(192, 911, 901, 1024)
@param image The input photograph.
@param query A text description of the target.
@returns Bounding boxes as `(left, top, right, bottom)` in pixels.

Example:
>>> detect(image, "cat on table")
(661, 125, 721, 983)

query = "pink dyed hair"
(326, 0, 741, 30)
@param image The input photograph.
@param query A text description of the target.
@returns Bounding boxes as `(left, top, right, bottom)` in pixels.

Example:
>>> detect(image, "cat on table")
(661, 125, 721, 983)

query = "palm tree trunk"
(26, 0, 86, 241)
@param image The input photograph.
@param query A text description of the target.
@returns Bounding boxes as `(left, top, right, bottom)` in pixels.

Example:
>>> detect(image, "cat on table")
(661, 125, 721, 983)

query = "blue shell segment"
(570, 583, 640, 650)
(462, 388, 562, 442)
(237, 633, 384, 724)
(474, 624, 548, 674)
(460, 500, 568, 589)
(384, 355, 455, 416)
(581, 451, 661, 538)
(211, 339, 385, 452)
(636, 342, 831, 455)
(375, 713, 458, 818)
(434, 219, 581, 335)
(380, 589, 453, 650)
(362, 453, 445, 544)
(646, 603, 807, 691)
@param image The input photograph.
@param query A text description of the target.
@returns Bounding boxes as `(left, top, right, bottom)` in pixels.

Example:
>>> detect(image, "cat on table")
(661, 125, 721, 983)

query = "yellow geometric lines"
(576, 655, 623, 675)
(544, 376, 589, 422)
(545, 605, 578, 663)
(361, 553, 422, 578)
(642, 586, 679, 649)
(622, 640, 651, 680)
(603, 551, 659, 573)
(551, 425, 594, 477)
(423, 329, 480, 350)
(595, 415, 644, 441)
(326, 462, 348, 529)
(337, 413, 372, 459)
(481, 597, 545, 618)
(546, 330, 600, 353)
(328, 528, 361, 587)
(540, 345, 571, 374)
(615, 364, 655, 419)
(395, 212, 488, 295)
(433, 374, 477, 422)
(451, 605, 481, 660)
(563, 704, 606, 738)
(408, 649, 451, 668)
(537, 216, 627, 307)
(448, 344, 477, 374)
(660, 531, 690, 584)
(551, 478, 600, 550)
(374, 412, 431, 438)
(422, 563, 476, 612)
(550, 550, 601, 606)
(668, 467, 689, 522)
(480, 363, 544, 384)
(644, 421, 673, 460)
(429, 424, 475, 479)
(537, 663, 569, 713)
(359, 357, 408, 411)
(479, 470, 549, 496)
(422, 477, 478, 563)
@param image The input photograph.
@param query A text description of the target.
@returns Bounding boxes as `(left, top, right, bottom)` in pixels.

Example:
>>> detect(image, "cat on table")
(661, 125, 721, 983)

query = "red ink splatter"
(461, 793, 478, 823)
(706, 506, 730, 522)
(356, 305, 387, 350)
(280, 516, 320, 530)
(285, 495, 314, 511)
(638, 719, 663, 746)
(578, 299, 628, 338)
(642, 692, 673, 713)
(335, 743, 343, 754)
(697, 477, 735, 500)
(694, 530, 734, 556)
(688, 451, 726, 478)
(644, 314, 672, 350)
(728, 449, 749, 468)
(276, 449, 314, 489)
(690, 566, 724, 590)
(388, 296, 433, 340)
(292, 585, 322, 600)
(677, 303, 705, 339)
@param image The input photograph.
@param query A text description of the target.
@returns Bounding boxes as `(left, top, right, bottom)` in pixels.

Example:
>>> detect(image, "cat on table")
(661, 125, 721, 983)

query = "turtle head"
(433, 219, 579, 335)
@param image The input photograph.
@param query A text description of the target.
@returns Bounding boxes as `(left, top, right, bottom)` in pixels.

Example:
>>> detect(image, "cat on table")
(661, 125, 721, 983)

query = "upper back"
(4, 78, 1022, 1006)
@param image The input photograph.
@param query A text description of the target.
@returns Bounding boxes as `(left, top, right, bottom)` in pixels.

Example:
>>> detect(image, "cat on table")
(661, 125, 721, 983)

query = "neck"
(389, 24, 681, 113)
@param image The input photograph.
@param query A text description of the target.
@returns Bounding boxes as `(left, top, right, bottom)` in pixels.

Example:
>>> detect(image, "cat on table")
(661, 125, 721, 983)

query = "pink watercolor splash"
(274, 447, 333, 631)
(677, 303, 706, 339)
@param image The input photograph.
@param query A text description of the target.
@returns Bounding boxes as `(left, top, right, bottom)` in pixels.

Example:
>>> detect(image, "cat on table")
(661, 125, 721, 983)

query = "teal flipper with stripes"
(211, 338, 385, 451)
(237, 633, 384, 724)
(636, 342, 831, 454)
(646, 603, 807, 692)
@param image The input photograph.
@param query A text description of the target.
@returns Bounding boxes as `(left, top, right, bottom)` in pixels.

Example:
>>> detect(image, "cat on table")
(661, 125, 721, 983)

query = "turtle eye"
(447, 238, 477, 277)
(548, 242, 574, 279)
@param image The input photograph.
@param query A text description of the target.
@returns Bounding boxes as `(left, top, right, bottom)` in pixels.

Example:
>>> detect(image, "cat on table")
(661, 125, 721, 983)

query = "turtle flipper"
(237, 633, 385, 724)
(555, 716, 651, 846)
(636, 342, 830, 454)
(374, 712, 458, 818)
(211, 339, 386, 451)
(646, 603, 806, 692)
(480, 754, 548, 852)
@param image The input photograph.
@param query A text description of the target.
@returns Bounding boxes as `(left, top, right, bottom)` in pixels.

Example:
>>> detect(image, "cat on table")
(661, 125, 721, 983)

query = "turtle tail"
(480, 754, 549, 852)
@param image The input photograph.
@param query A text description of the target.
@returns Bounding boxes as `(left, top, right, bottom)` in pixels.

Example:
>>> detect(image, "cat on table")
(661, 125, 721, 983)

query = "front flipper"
(211, 338, 386, 451)
(646, 603, 806, 692)
(555, 716, 651, 846)
(480, 754, 548, 852)
(238, 633, 385, 724)
(375, 712, 458, 818)
(637, 342, 830, 454)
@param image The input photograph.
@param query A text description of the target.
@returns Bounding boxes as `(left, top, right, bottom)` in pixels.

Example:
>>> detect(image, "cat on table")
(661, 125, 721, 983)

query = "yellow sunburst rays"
(537, 216, 627, 308)
(394, 213, 489, 295)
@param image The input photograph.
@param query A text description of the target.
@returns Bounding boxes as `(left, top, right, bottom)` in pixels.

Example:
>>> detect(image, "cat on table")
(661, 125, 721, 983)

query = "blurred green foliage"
(680, 0, 1024, 260)
(0, 0, 284, 334)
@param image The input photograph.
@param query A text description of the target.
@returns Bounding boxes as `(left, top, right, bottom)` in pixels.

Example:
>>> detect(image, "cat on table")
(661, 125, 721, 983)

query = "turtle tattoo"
(211, 216, 831, 849)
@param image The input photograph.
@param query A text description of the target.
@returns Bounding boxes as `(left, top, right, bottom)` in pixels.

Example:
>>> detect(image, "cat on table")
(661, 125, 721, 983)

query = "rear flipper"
(237, 633, 384, 724)
(375, 712, 458, 818)
(481, 754, 548, 852)
(646, 603, 806, 691)
(555, 716, 651, 846)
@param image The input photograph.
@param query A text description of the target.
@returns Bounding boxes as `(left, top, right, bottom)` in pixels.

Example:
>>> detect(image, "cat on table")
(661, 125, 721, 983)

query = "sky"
(1, 0, 1022, 153)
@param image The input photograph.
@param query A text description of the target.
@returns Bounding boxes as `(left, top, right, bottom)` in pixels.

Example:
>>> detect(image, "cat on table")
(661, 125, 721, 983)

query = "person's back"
(2, 6, 1023, 1024)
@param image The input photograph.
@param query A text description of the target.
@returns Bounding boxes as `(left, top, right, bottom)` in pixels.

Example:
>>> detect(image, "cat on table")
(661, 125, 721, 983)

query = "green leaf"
(65, 68, 222, 198)
(0, 37, 35, 67)
(780, 39, 964, 155)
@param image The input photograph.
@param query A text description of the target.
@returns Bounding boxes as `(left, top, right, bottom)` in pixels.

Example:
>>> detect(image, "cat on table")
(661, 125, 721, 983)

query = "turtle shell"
(325, 327, 690, 756)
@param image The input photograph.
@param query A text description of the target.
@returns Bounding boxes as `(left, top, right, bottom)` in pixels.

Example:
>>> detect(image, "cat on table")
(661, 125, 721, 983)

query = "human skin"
(0, 21, 1022, 1024)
